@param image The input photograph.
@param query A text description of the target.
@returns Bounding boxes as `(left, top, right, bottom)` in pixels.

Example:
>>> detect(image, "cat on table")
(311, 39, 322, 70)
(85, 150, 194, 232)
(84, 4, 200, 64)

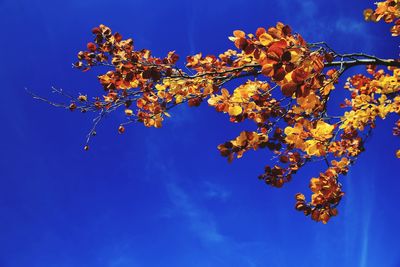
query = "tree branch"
(169, 56, 399, 82)
(325, 58, 400, 68)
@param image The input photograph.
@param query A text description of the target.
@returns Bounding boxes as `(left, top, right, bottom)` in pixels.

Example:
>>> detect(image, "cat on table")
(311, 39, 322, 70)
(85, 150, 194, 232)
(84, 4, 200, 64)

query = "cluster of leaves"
(364, 0, 400, 36)
(35, 1, 400, 223)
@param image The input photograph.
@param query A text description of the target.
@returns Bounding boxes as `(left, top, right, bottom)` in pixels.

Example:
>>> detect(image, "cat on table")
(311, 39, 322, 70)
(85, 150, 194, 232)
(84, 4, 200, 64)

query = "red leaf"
(282, 25, 292, 36)
(91, 27, 101, 34)
(273, 67, 286, 81)
(291, 68, 308, 84)
(256, 27, 266, 38)
(281, 82, 298, 96)
(87, 42, 97, 52)
(114, 32, 123, 42)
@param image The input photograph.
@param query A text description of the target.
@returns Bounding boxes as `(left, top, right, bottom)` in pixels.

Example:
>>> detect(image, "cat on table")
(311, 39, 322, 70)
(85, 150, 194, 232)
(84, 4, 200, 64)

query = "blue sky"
(0, 0, 399, 266)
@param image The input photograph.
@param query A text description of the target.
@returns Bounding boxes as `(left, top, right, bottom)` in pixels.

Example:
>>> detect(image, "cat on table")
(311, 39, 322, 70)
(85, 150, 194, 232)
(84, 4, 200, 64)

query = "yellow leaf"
(305, 140, 325, 157)
(295, 193, 306, 201)
(228, 105, 242, 116)
(207, 96, 219, 106)
(297, 93, 320, 114)
(259, 33, 274, 46)
(130, 80, 139, 88)
(155, 84, 166, 91)
(234, 131, 247, 146)
(310, 178, 320, 192)
(321, 83, 335, 96)
(78, 95, 87, 102)
(175, 95, 183, 104)
(311, 120, 334, 140)
(289, 50, 302, 63)
(125, 109, 133, 116)
(284, 124, 302, 136)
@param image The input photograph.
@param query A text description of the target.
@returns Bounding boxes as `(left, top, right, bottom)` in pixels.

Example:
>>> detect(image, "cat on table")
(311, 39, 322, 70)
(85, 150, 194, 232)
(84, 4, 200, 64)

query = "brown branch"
(170, 56, 399, 82)
(169, 63, 260, 79)
(325, 58, 400, 68)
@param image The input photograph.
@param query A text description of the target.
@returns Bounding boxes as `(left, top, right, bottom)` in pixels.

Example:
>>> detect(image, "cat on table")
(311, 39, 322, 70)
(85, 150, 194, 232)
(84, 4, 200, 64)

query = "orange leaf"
(292, 68, 308, 84)
(261, 63, 274, 77)
(233, 30, 245, 38)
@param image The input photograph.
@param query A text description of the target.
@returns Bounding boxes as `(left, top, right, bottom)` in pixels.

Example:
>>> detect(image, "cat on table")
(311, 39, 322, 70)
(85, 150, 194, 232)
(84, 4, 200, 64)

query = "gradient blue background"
(1, 0, 399, 266)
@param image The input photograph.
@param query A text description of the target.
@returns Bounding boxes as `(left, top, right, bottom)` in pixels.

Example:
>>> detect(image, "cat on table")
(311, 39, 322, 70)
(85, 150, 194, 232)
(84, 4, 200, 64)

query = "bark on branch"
(325, 58, 400, 68)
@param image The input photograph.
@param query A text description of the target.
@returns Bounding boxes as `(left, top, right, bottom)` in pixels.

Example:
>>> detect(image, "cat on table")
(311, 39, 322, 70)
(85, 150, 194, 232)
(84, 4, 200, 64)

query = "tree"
(30, 1, 400, 224)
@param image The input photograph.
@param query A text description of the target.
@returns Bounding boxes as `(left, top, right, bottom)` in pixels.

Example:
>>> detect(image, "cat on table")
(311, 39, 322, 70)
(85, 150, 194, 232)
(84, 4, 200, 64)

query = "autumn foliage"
(33, 1, 400, 224)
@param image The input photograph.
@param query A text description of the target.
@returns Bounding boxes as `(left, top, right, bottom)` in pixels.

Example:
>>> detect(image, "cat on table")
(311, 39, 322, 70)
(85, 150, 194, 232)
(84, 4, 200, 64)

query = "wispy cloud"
(203, 181, 231, 202)
(276, 0, 374, 46)
(185, 1, 198, 55)
(165, 181, 272, 267)
(166, 182, 225, 244)
(144, 137, 268, 266)
(358, 171, 374, 267)
(342, 170, 375, 267)
(142, 133, 225, 244)
(359, 211, 371, 267)
(297, 0, 317, 18)
(109, 256, 137, 267)
(276, 0, 317, 21)
(335, 18, 366, 35)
